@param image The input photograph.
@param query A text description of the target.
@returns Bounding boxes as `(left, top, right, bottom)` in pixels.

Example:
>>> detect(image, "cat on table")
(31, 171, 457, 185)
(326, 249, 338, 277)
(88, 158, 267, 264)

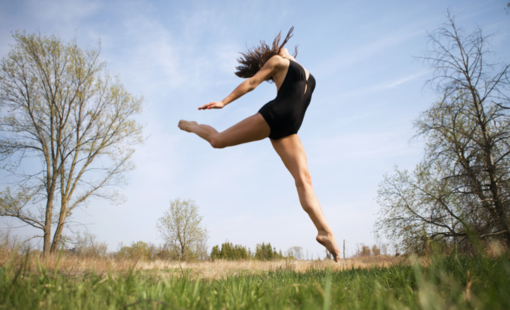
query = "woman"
(178, 28, 341, 262)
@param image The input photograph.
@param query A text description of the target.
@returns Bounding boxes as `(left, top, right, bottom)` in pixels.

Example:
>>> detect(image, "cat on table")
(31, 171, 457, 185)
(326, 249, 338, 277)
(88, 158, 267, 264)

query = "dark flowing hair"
(235, 27, 298, 82)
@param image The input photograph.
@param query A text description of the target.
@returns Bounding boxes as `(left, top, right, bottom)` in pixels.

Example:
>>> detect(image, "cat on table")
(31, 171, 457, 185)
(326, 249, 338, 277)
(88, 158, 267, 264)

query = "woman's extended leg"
(271, 134, 341, 262)
(178, 113, 271, 148)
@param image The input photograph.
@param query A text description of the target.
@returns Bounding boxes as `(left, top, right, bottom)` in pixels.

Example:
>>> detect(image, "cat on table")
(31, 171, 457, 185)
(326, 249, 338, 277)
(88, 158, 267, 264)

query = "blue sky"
(1, 0, 509, 258)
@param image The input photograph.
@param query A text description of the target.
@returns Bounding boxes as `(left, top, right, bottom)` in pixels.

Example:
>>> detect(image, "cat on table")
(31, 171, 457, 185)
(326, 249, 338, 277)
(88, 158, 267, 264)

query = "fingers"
(198, 102, 223, 110)
(198, 103, 210, 110)
(198, 102, 214, 110)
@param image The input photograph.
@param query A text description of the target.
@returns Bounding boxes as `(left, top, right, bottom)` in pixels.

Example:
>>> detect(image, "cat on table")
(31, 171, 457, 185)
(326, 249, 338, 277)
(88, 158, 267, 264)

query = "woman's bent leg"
(179, 113, 270, 148)
(271, 134, 341, 262)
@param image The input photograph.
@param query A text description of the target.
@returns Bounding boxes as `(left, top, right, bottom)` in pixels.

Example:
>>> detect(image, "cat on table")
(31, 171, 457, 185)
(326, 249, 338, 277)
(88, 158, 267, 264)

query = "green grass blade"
(323, 268, 332, 310)
(53, 240, 64, 281)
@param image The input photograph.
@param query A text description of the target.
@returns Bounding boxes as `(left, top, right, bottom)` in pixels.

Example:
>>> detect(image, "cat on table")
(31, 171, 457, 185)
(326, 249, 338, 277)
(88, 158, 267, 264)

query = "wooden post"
(343, 240, 345, 259)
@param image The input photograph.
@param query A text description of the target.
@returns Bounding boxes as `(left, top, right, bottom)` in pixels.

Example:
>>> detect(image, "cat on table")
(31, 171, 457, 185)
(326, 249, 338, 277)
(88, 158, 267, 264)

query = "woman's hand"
(198, 101, 225, 110)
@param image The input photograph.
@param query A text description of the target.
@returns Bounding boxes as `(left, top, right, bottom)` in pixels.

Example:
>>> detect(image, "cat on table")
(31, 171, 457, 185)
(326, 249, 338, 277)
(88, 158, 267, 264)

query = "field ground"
(1, 251, 509, 309)
(0, 251, 402, 279)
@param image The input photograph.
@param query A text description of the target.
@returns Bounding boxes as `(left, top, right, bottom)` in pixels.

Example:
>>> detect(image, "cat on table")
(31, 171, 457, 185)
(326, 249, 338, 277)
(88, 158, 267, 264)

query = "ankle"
(187, 122, 197, 131)
(317, 230, 334, 237)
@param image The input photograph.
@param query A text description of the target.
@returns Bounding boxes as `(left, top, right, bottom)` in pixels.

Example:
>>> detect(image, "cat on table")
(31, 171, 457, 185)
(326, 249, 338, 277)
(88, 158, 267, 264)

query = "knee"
(295, 171, 312, 189)
(209, 136, 226, 149)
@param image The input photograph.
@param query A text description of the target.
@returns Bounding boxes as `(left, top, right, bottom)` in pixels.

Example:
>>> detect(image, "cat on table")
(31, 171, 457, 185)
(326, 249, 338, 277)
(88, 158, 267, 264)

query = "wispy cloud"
(317, 27, 423, 76)
(332, 71, 429, 100)
(27, 0, 102, 25)
(308, 129, 421, 167)
(386, 72, 429, 88)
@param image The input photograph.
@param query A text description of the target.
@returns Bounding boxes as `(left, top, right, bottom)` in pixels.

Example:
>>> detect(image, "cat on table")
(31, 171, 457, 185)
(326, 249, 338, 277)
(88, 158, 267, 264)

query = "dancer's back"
(259, 59, 316, 140)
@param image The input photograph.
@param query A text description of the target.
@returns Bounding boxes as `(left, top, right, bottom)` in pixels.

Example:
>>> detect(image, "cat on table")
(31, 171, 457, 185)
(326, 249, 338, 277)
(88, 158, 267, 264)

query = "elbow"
(246, 80, 257, 92)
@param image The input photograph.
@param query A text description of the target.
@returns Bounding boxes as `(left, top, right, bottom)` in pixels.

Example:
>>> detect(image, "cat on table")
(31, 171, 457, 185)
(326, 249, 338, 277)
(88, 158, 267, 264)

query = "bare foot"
(178, 120, 197, 133)
(316, 232, 341, 262)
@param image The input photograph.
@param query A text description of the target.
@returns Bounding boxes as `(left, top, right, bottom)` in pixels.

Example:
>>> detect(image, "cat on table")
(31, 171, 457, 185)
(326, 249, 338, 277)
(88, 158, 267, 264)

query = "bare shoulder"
(266, 55, 288, 69)
(257, 55, 288, 78)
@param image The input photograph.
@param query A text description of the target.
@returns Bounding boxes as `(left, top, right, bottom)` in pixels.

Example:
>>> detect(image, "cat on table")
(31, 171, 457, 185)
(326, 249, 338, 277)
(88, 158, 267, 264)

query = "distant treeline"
(20, 231, 295, 262)
(210, 242, 292, 261)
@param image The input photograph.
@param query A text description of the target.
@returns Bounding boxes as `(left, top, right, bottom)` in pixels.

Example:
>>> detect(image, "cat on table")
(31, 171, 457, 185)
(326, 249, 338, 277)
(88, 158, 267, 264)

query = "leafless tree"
(71, 230, 108, 257)
(156, 198, 208, 261)
(0, 32, 144, 255)
(288, 246, 304, 260)
(376, 11, 510, 253)
(354, 243, 371, 257)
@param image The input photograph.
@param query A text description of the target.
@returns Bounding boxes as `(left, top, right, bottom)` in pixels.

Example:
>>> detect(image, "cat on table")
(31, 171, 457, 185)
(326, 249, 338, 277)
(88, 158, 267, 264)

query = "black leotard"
(258, 59, 316, 140)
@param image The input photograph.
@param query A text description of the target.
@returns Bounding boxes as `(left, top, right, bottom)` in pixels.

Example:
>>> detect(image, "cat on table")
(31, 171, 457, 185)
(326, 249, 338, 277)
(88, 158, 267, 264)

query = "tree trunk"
(50, 221, 65, 253)
(50, 200, 68, 253)
(43, 192, 54, 256)
(180, 244, 186, 261)
(486, 164, 510, 245)
(470, 90, 510, 245)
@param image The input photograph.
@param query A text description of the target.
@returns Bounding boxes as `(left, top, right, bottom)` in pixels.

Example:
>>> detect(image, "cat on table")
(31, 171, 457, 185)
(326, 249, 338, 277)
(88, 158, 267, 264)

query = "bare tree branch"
(0, 32, 144, 255)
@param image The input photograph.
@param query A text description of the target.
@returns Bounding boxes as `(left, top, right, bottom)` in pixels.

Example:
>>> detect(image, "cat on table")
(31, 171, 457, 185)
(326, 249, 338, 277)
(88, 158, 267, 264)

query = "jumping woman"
(178, 27, 341, 262)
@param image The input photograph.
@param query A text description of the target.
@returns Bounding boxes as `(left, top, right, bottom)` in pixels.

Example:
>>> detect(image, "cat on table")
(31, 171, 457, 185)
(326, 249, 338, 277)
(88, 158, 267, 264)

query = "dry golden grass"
(136, 255, 404, 279)
(1, 246, 404, 279)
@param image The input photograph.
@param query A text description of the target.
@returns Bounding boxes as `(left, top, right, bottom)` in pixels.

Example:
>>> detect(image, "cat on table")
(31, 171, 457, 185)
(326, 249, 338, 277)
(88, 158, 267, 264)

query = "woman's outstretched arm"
(198, 56, 283, 110)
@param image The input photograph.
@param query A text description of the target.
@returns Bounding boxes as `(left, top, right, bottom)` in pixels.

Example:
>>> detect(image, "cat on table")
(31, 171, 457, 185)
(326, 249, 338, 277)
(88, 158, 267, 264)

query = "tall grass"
(1, 248, 509, 309)
(0, 241, 402, 278)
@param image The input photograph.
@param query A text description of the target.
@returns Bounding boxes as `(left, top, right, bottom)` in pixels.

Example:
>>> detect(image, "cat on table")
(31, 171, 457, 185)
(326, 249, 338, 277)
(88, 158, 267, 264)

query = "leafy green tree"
(210, 241, 290, 260)
(210, 245, 221, 260)
(156, 198, 208, 261)
(117, 246, 131, 259)
(376, 12, 510, 252)
(209, 242, 248, 260)
(130, 241, 151, 259)
(255, 243, 285, 260)
(0, 32, 144, 256)
(116, 241, 151, 260)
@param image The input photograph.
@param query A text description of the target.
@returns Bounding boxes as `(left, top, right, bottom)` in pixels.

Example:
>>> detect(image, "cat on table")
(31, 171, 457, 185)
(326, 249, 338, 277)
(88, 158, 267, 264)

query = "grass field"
(1, 250, 509, 309)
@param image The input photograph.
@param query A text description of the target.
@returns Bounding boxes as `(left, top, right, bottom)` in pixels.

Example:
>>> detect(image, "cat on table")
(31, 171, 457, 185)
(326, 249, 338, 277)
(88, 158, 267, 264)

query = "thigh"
(215, 113, 271, 148)
(270, 134, 309, 180)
